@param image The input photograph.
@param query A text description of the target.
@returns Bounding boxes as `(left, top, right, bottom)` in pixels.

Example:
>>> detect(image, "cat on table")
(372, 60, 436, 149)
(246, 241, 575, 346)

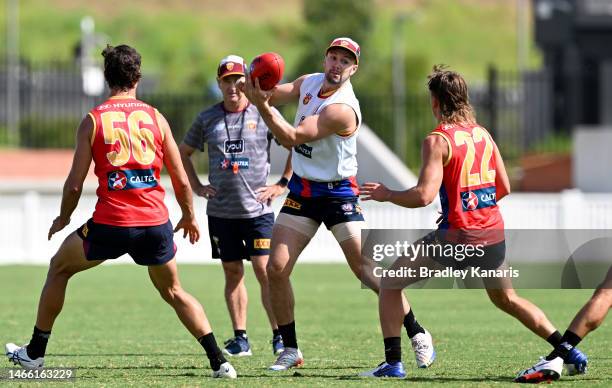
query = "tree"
(293, 0, 373, 77)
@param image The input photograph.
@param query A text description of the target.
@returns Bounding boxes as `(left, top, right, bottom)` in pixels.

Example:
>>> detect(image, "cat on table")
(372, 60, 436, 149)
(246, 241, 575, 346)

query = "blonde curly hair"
(427, 64, 476, 125)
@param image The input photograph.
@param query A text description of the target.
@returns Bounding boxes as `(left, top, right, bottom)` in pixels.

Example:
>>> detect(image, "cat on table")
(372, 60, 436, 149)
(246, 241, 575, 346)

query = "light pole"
(80, 16, 105, 97)
(516, 0, 529, 72)
(6, 0, 20, 145)
(392, 13, 407, 162)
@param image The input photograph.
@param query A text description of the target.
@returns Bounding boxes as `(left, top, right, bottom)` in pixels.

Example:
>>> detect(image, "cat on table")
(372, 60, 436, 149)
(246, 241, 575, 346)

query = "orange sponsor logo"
(283, 198, 302, 210)
(254, 238, 271, 249)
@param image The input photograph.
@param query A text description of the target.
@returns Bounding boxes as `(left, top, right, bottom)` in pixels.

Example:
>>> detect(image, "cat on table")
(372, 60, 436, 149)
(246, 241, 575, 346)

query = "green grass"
(527, 133, 573, 155)
(1, 264, 610, 386)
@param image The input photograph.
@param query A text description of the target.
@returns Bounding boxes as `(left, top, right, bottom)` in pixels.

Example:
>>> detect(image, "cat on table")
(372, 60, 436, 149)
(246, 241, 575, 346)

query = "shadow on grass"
(50, 353, 202, 357)
(47, 368, 612, 383)
(70, 365, 201, 370)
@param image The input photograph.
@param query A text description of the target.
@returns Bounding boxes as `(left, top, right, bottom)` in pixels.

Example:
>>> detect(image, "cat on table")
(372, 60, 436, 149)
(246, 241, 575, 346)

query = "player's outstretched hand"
(174, 216, 200, 244)
(244, 70, 273, 108)
(256, 183, 286, 205)
(359, 182, 392, 202)
(48, 216, 70, 240)
(194, 184, 216, 200)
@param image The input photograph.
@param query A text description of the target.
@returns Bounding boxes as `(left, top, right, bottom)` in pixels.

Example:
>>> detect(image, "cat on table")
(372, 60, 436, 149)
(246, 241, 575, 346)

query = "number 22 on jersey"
(453, 127, 495, 188)
(100, 110, 156, 167)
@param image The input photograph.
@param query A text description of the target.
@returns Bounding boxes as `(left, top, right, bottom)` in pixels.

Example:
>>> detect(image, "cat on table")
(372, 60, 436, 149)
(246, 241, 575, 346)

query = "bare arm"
(178, 142, 217, 199)
(493, 143, 511, 201)
(256, 149, 293, 204)
(48, 115, 93, 240)
(245, 72, 357, 147)
(256, 101, 356, 148)
(178, 143, 202, 190)
(268, 75, 308, 106)
(159, 113, 200, 243)
(286, 104, 357, 146)
(360, 135, 446, 208)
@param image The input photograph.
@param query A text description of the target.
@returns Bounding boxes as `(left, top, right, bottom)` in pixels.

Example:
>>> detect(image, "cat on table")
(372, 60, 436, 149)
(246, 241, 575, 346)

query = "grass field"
(1, 263, 610, 387)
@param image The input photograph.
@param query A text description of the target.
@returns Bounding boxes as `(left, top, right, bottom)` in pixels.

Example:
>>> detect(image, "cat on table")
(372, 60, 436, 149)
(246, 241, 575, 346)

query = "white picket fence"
(2, 180, 612, 264)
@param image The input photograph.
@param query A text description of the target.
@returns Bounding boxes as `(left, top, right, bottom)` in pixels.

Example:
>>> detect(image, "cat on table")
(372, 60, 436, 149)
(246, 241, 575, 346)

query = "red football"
(249, 52, 284, 91)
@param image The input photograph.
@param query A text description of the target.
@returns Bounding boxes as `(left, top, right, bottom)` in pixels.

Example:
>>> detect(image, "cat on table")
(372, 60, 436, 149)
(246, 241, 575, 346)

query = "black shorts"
(208, 213, 274, 262)
(424, 230, 506, 270)
(279, 192, 365, 229)
(76, 219, 176, 266)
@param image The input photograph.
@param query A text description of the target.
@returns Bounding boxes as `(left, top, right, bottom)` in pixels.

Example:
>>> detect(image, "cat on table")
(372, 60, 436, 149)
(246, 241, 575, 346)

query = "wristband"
(278, 177, 289, 187)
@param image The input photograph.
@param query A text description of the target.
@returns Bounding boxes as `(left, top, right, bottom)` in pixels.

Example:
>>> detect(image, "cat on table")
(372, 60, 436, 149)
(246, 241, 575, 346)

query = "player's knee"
(223, 263, 244, 284)
(158, 285, 182, 304)
(266, 260, 288, 282)
(353, 267, 372, 285)
(365, 275, 381, 292)
(489, 290, 516, 311)
(252, 263, 269, 284)
(48, 255, 75, 279)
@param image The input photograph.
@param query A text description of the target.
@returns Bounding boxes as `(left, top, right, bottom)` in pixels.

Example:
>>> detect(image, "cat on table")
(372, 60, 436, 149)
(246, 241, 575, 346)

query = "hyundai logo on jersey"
(107, 169, 158, 191)
(461, 186, 496, 212)
(224, 139, 244, 154)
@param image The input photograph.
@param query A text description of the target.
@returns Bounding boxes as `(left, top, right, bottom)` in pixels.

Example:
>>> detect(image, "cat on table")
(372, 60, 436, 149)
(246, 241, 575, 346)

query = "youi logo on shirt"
(224, 139, 244, 154)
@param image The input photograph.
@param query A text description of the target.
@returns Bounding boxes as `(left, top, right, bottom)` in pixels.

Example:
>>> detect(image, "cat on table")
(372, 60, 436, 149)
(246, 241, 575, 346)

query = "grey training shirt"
(183, 102, 279, 219)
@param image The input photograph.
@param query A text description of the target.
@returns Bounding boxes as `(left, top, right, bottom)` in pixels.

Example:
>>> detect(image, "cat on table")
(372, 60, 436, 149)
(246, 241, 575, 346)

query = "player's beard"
(325, 71, 347, 85)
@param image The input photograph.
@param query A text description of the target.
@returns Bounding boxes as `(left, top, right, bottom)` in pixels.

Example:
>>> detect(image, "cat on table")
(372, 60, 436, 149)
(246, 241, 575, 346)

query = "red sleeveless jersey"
(88, 96, 168, 226)
(431, 123, 504, 242)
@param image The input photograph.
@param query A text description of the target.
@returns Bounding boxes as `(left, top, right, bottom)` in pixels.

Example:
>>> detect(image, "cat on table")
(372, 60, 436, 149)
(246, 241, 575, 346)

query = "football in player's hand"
(249, 52, 284, 91)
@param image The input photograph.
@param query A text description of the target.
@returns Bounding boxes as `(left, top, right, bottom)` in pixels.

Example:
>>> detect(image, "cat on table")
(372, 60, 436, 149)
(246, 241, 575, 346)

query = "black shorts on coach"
(76, 218, 176, 266)
(208, 213, 274, 261)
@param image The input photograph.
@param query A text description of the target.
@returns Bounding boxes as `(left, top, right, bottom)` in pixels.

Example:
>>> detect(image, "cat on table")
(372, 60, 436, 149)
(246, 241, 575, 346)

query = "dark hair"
(427, 64, 475, 125)
(101, 44, 141, 90)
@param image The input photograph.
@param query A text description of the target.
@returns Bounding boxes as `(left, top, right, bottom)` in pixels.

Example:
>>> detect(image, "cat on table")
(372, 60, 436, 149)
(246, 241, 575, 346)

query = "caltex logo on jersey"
(461, 191, 479, 211)
(108, 171, 127, 190)
(303, 93, 312, 105)
(247, 120, 258, 131)
(220, 159, 230, 169)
